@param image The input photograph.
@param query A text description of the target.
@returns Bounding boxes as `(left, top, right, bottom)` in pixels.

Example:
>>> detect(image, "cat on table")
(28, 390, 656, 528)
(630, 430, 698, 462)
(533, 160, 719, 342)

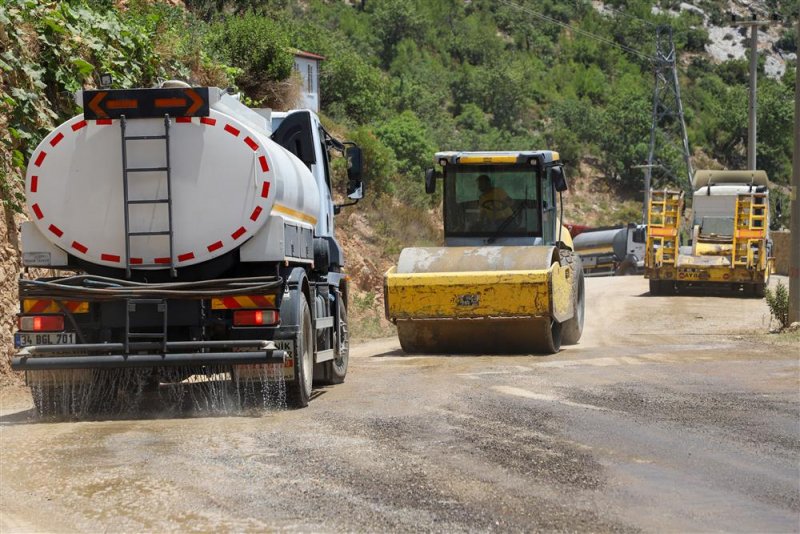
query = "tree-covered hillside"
(1, 0, 797, 219)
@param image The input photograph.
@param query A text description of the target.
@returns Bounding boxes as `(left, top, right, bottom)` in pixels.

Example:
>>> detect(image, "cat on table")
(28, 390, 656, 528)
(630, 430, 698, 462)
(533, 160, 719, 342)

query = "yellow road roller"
(384, 151, 585, 354)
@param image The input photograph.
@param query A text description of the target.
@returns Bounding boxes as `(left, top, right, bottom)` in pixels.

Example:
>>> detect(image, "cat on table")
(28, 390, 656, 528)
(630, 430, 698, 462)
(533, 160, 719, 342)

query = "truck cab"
(269, 108, 363, 270)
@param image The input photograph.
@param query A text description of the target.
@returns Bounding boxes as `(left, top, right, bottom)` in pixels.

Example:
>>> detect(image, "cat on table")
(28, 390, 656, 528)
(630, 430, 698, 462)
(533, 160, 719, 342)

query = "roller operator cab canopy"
(385, 150, 585, 355)
(427, 150, 570, 248)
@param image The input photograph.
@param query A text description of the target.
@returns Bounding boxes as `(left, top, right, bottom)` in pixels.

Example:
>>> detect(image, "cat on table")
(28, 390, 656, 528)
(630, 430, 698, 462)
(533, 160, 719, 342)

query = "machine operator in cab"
(476, 174, 513, 225)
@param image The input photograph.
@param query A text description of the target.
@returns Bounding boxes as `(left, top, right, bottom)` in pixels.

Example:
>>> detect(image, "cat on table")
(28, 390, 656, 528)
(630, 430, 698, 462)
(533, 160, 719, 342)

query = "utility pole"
(735, 17, 774, 170)
(789, 16, 800, 325)
(633, 164, 660, 224)
(645, 25, 693, 206)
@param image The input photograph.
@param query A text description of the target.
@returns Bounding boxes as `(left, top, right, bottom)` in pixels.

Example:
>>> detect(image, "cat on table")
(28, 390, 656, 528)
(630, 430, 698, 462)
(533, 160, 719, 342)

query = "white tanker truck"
(12, 83, 364, 412)
(572, 224, 647, 276)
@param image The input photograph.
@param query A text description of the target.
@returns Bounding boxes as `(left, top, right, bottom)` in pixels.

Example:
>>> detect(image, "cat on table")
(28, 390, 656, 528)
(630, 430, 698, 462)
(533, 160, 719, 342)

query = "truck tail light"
(233, 310, 278, 327)
(18, 315, 65, 332)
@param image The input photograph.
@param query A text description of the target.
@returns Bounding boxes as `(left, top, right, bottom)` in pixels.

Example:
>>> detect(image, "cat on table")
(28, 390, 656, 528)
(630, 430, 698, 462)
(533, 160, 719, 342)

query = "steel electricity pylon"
(643, 25, 693, 221)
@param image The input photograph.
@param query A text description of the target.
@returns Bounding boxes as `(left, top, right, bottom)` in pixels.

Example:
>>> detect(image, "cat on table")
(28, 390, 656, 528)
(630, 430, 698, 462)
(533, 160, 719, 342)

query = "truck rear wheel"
(318, 298, 349, 385)
(286, 293, 313, 408)
(750, 283, 766, 298)
(649, 279, 661, 296)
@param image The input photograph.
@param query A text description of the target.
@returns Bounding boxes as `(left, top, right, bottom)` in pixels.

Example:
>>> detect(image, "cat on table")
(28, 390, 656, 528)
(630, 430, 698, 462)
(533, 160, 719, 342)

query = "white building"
(293, 50, 325, 113)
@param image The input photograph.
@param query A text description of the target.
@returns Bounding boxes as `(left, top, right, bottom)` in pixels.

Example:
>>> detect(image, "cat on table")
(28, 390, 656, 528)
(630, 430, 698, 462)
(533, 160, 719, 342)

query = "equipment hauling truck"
(384, 151, 585, 354)
(645, 170, 772, 297)
(12, 82, 364, 413)
(572, 223, 647, 276)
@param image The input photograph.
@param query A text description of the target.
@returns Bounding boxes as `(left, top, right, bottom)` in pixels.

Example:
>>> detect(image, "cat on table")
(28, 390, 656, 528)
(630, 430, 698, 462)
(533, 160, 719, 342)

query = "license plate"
(678, 271, 701, 280)
(234, 340, 295, 381)
(15, 332, 76, 348)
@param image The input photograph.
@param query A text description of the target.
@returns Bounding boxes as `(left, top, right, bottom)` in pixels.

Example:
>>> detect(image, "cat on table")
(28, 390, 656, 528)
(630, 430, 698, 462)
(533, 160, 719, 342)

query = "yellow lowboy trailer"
(384, 151, 584, 354)
(645, 170, 773, 297)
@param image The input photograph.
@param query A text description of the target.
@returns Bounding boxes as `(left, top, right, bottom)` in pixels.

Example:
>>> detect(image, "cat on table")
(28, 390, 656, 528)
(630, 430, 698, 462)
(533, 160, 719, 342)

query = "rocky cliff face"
(0, 199, 22, 385)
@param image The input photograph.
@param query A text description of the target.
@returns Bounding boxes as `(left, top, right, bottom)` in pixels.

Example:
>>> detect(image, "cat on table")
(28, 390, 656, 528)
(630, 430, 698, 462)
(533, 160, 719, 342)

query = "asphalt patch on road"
(304, 407, 634, 532)
(567, 384, 800, 454)
(448, 393, 604, 491)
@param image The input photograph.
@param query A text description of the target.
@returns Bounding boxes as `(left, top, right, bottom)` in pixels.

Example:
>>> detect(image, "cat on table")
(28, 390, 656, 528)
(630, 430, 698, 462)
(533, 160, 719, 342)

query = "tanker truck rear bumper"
(12, 340, 286, 371)
(13, 275, 293, 374)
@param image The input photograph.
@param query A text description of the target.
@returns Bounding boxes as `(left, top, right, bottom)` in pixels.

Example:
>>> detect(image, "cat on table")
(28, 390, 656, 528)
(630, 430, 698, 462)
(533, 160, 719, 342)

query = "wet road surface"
(1, 276, 798, 532)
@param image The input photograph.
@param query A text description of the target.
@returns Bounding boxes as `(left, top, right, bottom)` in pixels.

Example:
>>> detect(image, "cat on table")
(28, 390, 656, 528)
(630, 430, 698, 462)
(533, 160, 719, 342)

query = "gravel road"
(1, 276, 797, 532)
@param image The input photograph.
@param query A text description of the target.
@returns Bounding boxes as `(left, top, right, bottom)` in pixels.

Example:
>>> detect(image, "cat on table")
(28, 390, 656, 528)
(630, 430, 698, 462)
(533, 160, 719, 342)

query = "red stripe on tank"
(50, 133, 64, 147)
(244, 136, 258, 151)
(231, 226, 246, 240)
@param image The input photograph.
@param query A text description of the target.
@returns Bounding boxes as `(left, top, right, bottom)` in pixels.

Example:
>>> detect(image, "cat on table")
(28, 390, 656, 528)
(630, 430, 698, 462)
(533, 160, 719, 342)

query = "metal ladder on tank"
(732, 192, 767, 269)
(120, 114, 177, 279)
(647, 190, 682, 266)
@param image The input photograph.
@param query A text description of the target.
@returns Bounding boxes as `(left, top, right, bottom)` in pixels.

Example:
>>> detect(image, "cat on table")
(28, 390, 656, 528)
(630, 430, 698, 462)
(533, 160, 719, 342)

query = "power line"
(498, 0, 653, 62)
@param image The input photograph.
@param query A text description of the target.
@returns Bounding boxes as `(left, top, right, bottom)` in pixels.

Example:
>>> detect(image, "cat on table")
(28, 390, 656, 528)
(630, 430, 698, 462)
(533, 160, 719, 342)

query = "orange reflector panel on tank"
(19, 315, 65, 332)
(233, 310, 279, 326)
(211, 295, 276, 309)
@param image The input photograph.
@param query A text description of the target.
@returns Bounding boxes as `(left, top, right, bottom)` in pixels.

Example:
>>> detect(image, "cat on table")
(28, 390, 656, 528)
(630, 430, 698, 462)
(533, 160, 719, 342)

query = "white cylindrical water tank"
(25, 102, 320, 270)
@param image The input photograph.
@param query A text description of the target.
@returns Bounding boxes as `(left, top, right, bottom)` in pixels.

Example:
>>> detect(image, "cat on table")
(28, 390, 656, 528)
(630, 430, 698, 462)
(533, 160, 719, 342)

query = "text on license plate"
(15, 332, 76, 348)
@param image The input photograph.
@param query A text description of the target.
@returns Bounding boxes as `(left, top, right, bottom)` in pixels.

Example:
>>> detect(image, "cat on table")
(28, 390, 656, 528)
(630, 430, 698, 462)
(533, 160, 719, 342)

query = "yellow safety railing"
(732, 193, 767, 269)
(646, 190, 683, 267)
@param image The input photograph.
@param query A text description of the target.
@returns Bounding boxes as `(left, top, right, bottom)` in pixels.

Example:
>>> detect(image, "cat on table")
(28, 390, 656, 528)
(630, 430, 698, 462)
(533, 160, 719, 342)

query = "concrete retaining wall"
(772, 231, 792, 276)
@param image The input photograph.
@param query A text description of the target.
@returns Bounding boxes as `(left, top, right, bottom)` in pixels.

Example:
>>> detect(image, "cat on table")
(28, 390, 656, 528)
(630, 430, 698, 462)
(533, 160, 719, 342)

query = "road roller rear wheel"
(562, 256, 585, 345)
(542, 319, 562, 354)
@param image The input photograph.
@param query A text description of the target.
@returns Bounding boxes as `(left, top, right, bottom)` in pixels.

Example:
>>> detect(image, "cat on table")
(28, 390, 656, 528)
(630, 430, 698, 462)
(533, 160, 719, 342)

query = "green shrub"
(211, 14, 293, 101)
(375, 111, 435, 178)
(765, 281, 790, 330)
(322, 50, 388, 124)
(0, 0, 184, 213)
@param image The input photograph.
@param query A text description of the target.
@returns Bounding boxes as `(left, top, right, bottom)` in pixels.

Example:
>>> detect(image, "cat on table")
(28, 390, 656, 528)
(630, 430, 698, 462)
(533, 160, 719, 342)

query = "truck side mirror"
(551, 166, 568, 192)
(346, 146, 363, 200)
(425, 168, 440, 194)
